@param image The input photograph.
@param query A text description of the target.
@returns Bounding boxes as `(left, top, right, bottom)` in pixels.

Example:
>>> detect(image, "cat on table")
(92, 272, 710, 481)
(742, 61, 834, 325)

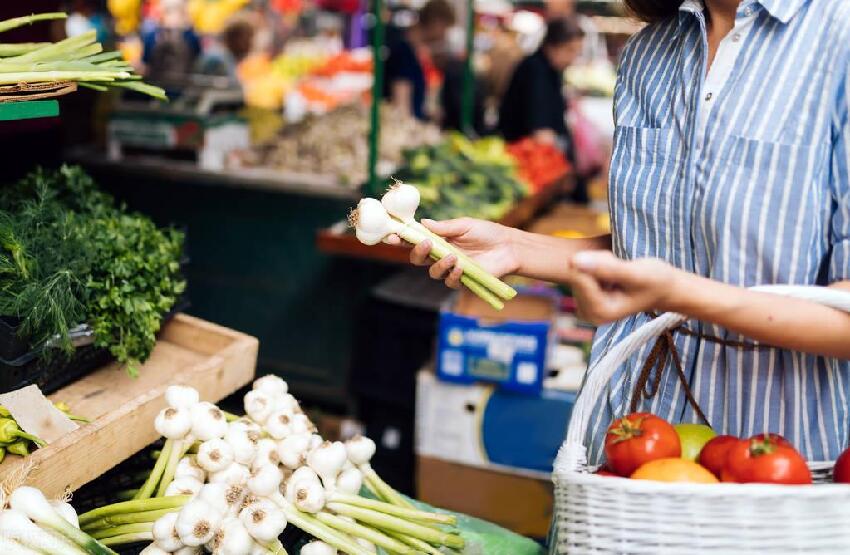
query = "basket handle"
(564, 285, 850, 446)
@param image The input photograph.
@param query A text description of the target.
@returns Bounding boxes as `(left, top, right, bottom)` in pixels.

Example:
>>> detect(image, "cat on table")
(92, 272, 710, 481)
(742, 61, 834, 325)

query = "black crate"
(349, 271, 445, 409)
(0, 296, 190, 395)
(360, 402, 416, 497)
(0, 316, 27, 361)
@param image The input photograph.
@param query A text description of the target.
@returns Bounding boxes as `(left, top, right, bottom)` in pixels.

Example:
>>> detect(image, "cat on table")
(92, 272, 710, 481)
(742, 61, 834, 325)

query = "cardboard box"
(436, 290, 557, 394)
(416, 371, 575, 473)
(416, 455, 553, 539)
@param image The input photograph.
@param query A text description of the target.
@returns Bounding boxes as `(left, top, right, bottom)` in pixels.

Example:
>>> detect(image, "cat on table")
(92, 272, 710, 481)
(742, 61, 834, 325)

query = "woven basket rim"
(556, 469, 850, 499)
(0, 81, 77, 103)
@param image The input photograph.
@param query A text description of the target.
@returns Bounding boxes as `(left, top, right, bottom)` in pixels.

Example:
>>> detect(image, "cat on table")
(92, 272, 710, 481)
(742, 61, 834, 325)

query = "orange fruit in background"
(631, 458, 719, 484)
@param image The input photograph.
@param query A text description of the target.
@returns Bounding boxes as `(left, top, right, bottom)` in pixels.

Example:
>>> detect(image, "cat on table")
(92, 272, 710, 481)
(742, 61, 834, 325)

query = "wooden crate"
(0, 314, 258, 498)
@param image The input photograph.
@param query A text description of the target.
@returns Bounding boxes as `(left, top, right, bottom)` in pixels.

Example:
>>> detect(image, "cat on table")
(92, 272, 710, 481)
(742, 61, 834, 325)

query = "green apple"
(674, 423, 716, 461)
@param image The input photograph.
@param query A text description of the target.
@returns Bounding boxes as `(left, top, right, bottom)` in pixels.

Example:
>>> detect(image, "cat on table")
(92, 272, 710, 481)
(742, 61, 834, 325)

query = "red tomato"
(834, 448, 850, 483)
(750, 433, 792, 448)
(697, 435, 739, 478)
(721, 435, 812, 485)
(603, 413, 681, 477)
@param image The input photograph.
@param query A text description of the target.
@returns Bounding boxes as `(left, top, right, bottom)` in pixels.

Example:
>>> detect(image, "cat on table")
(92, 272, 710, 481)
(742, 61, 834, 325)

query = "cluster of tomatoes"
(597, 412, 850, 485)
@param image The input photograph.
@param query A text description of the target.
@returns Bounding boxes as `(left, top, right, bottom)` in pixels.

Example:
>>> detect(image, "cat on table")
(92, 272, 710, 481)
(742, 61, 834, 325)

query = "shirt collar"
(679, 0, 807, 24)
(757, 0, 807, 23)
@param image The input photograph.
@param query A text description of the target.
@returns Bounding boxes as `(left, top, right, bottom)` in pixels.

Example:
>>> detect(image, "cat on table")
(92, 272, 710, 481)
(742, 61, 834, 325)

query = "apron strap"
(628, 314, 763, 426)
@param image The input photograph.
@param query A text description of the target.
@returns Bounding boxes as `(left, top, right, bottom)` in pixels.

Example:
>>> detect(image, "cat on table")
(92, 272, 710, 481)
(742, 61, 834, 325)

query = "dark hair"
(542, 17, 585, 48)
(418, 0, 456, 28)
(223, 18, 255, 61)
(623, 0, 684, 23)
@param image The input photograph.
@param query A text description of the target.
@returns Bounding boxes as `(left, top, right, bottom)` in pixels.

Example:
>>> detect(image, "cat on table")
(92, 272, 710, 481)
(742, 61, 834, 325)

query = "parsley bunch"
(0, 166, 185, 373)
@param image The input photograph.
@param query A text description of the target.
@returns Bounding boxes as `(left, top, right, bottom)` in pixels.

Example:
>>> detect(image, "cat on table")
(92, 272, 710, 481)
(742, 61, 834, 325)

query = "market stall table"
(0, 314, 257, 499)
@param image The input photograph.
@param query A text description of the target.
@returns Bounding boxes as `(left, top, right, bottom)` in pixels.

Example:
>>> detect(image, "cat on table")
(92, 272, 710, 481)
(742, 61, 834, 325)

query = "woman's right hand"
(407, 218, 521, 289)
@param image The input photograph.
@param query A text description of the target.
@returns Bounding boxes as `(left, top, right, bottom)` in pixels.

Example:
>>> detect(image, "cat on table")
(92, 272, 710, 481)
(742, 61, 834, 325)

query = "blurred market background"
(0, 0, 639, 544)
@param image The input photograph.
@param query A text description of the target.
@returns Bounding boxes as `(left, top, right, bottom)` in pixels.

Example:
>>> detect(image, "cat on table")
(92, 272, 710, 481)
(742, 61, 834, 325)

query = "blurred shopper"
(142, 0, 201, 83)
(383, 0, 456, 120)
(498, 17, 584, 197)
(195, 15, 256, 85)
(498, 17, 582, 145)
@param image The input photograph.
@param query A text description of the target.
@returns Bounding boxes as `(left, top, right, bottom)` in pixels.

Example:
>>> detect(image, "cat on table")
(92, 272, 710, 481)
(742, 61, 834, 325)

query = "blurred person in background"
(195, 14, 256, 86)
(383, 0, 456, 120)
(142, 0, 201, 83)
(498, 17, 584, 183)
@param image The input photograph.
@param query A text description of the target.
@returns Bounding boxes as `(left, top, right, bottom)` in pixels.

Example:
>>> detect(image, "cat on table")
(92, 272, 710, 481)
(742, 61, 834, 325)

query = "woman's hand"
(401, 218, 521, 289)
(567, 251, 680, 324)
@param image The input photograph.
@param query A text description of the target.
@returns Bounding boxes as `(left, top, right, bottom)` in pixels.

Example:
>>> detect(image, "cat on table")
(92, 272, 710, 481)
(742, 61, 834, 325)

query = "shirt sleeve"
(830, 62, 850, 282)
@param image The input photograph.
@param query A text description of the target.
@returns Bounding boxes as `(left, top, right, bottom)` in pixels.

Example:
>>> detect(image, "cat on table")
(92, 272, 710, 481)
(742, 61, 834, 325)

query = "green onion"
(0, 13, 67, 34)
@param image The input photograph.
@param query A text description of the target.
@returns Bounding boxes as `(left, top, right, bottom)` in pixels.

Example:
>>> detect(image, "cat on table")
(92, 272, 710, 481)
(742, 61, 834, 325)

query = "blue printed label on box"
(436, 297, 553, 393)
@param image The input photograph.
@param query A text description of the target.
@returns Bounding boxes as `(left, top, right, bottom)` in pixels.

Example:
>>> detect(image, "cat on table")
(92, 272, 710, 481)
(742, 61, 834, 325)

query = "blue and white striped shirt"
(583, 0, 850, 463)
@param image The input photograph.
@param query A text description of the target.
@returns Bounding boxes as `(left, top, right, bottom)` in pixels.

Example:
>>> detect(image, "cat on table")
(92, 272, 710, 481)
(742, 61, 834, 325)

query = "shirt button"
(744, 6, 754, 16)
(732, 33, 741, 42)
(705, 92, 713, 101)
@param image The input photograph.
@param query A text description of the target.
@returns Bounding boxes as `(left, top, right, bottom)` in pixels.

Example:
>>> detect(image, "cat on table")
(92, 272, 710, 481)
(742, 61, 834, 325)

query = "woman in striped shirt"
(407, 0, 850, 463)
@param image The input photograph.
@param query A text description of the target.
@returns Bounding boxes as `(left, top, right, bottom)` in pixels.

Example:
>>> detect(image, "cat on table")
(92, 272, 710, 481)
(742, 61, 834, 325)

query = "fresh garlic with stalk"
(385, 183, 518, 303)
(175, 456, 206, 483)
(190, 402, 228, 441)
(252, 375, 288, 397)
(155, 407, 192, 439)
(243, 390, 274, 425)
(350, 192, 516, 310)
(174, 499, 220, 546)
(238, 500, 287, 543)
(264, 411, 292, 440)
(152, 512, 184, 552)
(301, 540, 337, 555)
(247, 464, 284, 498)
(307, 441, 348, 488)
(197, 439, 235, 473)
(166, 477, 204, 497)
(278, 433, 311, 469)
(166, 385, 200, 409)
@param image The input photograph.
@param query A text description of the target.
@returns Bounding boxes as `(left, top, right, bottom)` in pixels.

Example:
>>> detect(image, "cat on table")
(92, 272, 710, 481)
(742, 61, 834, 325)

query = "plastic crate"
(0, 296, 190, 395)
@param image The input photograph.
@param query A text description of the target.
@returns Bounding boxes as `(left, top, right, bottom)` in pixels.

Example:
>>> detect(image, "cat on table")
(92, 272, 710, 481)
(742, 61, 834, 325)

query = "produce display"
(389, 134, 529, 222)
(0, 13, 165, 100)
(240, 48, 371, 110)
(506, 138, 571, 193)
(351, 183, 517, 311)
(252, 105, 441, 186)
(82, 376, 466, 554)
(0, 166, 185, 372)
(0, 485, 113, 554)
(597, 412, 826, 486)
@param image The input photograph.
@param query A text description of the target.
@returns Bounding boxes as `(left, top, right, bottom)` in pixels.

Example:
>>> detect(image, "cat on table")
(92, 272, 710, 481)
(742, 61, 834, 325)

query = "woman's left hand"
(567, 251, 681, 324)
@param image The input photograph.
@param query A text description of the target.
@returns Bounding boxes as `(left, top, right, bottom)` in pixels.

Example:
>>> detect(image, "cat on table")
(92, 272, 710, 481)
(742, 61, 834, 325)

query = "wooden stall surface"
(0, 314, 258, 499)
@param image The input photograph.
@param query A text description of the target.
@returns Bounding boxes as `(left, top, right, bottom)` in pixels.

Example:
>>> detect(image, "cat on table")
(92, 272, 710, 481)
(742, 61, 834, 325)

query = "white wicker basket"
(551, 285, 850, 554)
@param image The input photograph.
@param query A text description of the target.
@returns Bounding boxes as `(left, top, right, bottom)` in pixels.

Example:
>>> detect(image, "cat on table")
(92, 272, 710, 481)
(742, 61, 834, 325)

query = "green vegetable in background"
(0, 166, 185, 373)
(386, 135, 529, 223)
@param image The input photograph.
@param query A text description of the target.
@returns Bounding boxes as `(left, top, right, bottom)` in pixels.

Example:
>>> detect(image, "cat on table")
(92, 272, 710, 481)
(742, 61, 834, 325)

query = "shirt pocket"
(609, 125, 680, 259)
(705, 136, 830, 285)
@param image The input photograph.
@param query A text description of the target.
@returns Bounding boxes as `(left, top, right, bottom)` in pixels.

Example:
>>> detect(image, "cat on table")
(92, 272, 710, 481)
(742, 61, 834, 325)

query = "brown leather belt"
(628, 313, 763, 426)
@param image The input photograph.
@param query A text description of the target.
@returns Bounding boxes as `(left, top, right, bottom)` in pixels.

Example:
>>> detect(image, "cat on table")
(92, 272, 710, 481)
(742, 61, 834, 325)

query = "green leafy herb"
(0, 166, 185, 372)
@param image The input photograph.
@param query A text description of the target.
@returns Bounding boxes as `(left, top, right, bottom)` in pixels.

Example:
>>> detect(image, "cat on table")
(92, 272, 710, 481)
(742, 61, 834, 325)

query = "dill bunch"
(0, 166, 185, 371)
